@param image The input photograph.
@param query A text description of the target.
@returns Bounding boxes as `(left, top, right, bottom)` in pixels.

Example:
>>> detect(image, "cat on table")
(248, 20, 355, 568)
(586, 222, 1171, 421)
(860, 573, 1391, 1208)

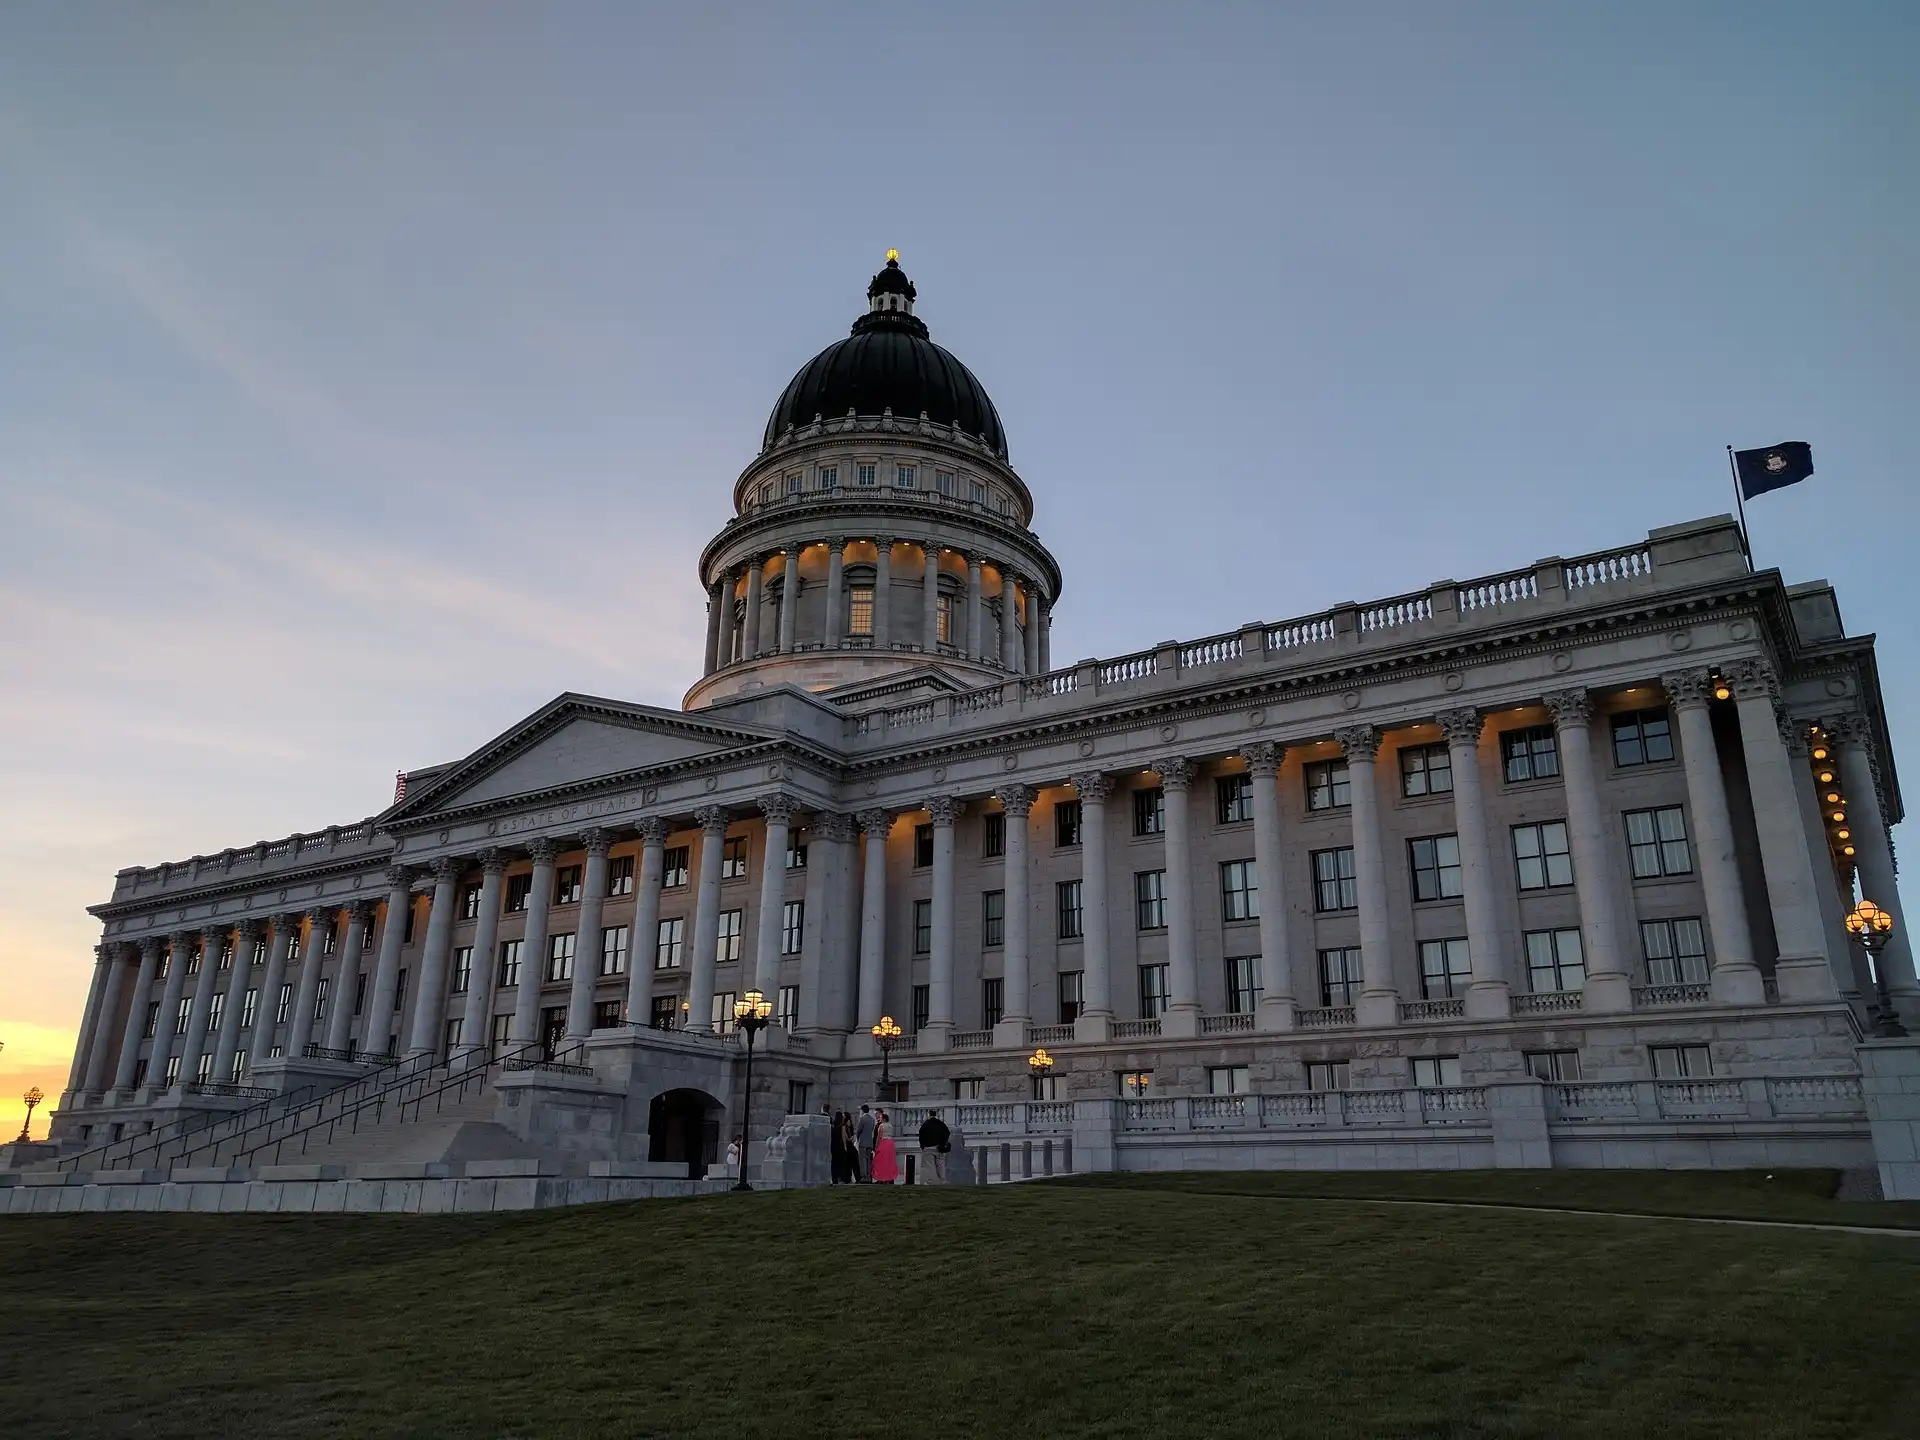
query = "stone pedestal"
(1071, 1097, 1119, 1174)
(1486, 1079, 1552, 1169)
(1073, 1013, 1112, 1044)
(1773, 956, 1839, 1003)
(1254, 996, 1295, 1033)
(1858, 1037, 1920, 1200)
(248, 1054, 365, 1101)
(0, 1141, 58, 1171)
(990, 1018, 1026, 1050)
(1465, 981, 1512, 1021)
(1160, 1007, 1201, 1040)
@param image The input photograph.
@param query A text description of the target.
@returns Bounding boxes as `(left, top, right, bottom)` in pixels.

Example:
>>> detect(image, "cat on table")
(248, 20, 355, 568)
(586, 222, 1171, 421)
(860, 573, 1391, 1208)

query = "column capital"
(234, 916, 263, 941)
(303, 903, 335, 925)
(478, 847, 509, 876)
(1728, 655, 1780, 701)
(924, 795, 964, 827)
(525, 837, 559, 865)
(757, 793, 798, 827)
(1152, 757, 1193, 791)
(170, 928, 201, 953)
(1434, 708, 1485, 747)
(994, 784, 1036, 817)
(694, 805, 732, 836)
(580, 827, 613, 858)
(966, 554, 982, 572)
(200, 921, 231, 942)
(1823, 712, 1871, 748)
(636, 816, 673, 845)
(1659, 667, 1717, 710)
(858, 807, 895, 838)
(812, 811, 857, 845)
(345, 899, 376, 925)
(1071, 771, 1114, 804)
(1332, 726, 1379, 762)
(1542, 688, 1594, 728)
(383, 863, 416, 891)
(428, 855, 462, 884)
(873, 533, 895, 550)
(826, 534, 848, 550)
(138, 934, 165, 958)
(1237, 742, 1285, 778)
(273, 912, 304, 933)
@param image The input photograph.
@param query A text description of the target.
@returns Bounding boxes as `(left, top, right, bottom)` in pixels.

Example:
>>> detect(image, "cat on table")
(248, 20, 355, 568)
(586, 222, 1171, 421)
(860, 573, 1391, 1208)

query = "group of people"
(827, 1104, 953, 1185)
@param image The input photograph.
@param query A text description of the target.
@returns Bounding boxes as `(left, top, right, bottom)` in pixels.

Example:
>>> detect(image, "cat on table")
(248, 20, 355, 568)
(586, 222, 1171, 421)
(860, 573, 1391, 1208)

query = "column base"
(916, 1024, 951, 1055)
(1465, 981, 1512, 1021)
(845, 1031, 879, 1059)
(1709, 963, 1767, 1008)
(1583, 972, 1635, 1015)
(1255, 996, 1295, 1033)
(1888, 983, 1920, 1031)
(1161, 1006, 1201, 1039)
(1356, 990, 1399, 1028)
(1073, 1013, 1112, 1044)
(1773, 954, 1838, 1003)
(991, 1018, 1030, 1050)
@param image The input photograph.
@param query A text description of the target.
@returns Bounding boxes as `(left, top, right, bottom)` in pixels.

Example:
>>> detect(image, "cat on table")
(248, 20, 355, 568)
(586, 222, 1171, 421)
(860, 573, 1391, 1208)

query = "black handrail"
(166, 1049, 444, 1171)
(58, 1085, 305, 1174)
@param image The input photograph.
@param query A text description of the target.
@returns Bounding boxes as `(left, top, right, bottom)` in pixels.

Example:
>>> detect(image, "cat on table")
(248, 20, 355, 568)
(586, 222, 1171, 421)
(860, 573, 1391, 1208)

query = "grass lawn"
(2, 1172, 1917, 1439)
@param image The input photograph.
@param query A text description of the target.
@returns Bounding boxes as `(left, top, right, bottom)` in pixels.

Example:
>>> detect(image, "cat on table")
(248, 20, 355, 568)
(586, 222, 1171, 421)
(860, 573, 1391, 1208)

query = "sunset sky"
(1, 2, 1914, 1139)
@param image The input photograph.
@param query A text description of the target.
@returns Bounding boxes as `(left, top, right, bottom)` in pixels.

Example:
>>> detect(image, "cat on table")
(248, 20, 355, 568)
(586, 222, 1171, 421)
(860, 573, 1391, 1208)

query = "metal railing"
(58, 1084, 304, 1174)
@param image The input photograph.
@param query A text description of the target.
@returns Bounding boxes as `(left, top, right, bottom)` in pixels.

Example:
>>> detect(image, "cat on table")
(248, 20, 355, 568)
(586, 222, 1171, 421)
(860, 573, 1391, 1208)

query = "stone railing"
(1633, 983, 1712, 1008)
(1548, 1075, 1865, 1124)
(894, 1100, 1076, 1137)
(1179, 634, 1242, 668)
(1399, 998, 1464, 1022)
(117, 819, 387, 898)
(1026, 1024, 1075, 1045)
(1294, 1006, 1356, 1029)
(1200, 1013, 1255, 1035)
(1512, 990, 1584, 1015)
(1122, 1088, 1477, 1132)
(1456, 569, 1537, 613)
(950, 1030, 994, 1051)
(1564, 546, 1653, 591)
(1110, 1019, 1162, 1040)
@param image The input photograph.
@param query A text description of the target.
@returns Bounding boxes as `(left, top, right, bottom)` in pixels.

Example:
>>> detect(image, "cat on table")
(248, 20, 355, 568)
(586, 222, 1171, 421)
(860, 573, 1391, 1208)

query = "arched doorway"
(649, 1088, 724, 1179)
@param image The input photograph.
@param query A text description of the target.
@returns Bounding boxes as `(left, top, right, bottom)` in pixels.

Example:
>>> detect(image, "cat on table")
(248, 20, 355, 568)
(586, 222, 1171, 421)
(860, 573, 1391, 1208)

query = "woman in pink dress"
(871, 1110, 899, 1184)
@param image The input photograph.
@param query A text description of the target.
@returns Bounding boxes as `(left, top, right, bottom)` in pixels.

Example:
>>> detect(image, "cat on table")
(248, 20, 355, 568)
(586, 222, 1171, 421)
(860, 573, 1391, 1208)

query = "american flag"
(394, 770, 408, 803)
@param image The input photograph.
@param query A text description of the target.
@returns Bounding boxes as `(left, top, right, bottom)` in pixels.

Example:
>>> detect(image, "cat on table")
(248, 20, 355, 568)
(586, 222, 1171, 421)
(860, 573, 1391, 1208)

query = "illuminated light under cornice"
(1818, 770, 1836, 784)
(1832, 810, 1847, 823)
(1826, 792, 1842, 804)
(1844, 846, 1857, 856)
(1836, 829, 1851, 841)
(1813, 746, 1830, 760)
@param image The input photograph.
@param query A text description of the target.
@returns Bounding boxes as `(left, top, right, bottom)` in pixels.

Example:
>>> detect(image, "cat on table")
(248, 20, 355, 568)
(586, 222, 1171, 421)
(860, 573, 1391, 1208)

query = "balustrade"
(1455, 571, 1537, 612)
(1511, 991, 1585, 1015)
(1200, 1013, 1255, 1035)
(1294, 1006, 1355, 1029)
(1110, 1019, 1161, 1039)
(1398, 998, 1465, 1022)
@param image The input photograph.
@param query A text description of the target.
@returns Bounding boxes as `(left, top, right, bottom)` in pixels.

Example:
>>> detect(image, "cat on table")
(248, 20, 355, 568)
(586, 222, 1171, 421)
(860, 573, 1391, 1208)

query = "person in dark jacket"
(828, 1110, 850, 1184)
(917, 1113, 952, 1184)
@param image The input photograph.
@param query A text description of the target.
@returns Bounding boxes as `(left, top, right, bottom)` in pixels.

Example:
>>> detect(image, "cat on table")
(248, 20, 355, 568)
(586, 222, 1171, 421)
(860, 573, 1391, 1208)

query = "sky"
(1, 2, 1915, 1138)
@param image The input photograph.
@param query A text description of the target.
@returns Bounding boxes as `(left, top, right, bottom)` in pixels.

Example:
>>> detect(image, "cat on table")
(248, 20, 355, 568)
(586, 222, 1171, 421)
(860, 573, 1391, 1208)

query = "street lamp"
(1028, 1047, 1055, 1099)
(731, 989, 775, 1192)
(1847, 899, 1907, 1038)
(871, 1015, 903, 1098)
(17, 1086, 44, 1143)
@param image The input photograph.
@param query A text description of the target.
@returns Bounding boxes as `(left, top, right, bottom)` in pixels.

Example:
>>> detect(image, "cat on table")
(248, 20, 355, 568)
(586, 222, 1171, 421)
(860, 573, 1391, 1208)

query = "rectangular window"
(663, 846, 690, 888)
(1058, 969, 1084, 1025)
(1612, 708, 1675, 767)
(857, 463, 877, 487)
(914, 823, 935, 868)
(787, 1079, 810, 1114)
(1225, 955, 1261, 1014)
(818, 465, 838, 491)
(1220, 859, 1259, 922)
(1418, 938, 1472, 999)
(911, 983, 930, 1033)
(173, 996, 193, 1036)
(143, 1000, 161, 1038)
(1525, 1050, 1582, 1082)
(1118, 1070, 1154, 1097)
(1138, 963, 1170, 1018)
(1650, 1044, 1713, 1078)
(314, 977, 329, 1024)
(1057, 880, 1084, 939)
(954, 1076, 985, 1101)
(1305, 1060, 1351, 1092)
(1054, 800, 1081, 848)
(255, 936, 272, 965)
(982, 890, 1005, 947)
(164, 1055, 181, 1087)
(650, 995, 678, 1031)
(1312, 847, 1358, 912)
(1132, 787, 1165, 836)
(848, 585, 875, 636)
(712, 992, 738, 1035)
(600, 925, 630, 978)
(461, 883, 483, 920)
(656, 917, 685, 970)
(1512, 822, 1574, 890)
(593, 1000, 623, 1031)
(319, 929, 333, 958)
(505, 874, 533, 913)
(913, 899, 933, 955)
(205, 992, 224, 1037)
(1525, 928, 1586, 993)
(937, 593, 954, 645)
(781, 900, 804, 955)
(1409, 834, 1464, 901)
(489, 1013, 513, 1059)
(546, 933, 576, 983)
(360, 927, 373, 953)
(1641, 917, 1709, 986)
(935, 470, 955, 496)
(982, 812, 1005, 858)
(777, 985, 800, 1032)
(1625, 806, 1693, 878)
(1502, 726, 1560, 783)
(498, 938, 523, 987)
(1305, 759, 1350, 811)
(276, 982, 294, 1025)
(451, 947, 473, 994)
(965, 479, 985, 505)
(721, 837, 748, 880)
(185, 945, 201, 977)
(982, 976, 1003, 1029)
(785, 830, 808, 870)
(786, 472, 802, 496)
(1318, 947, 1362, 1008)
(403, 906, 416, 945)
(1400, 743, 1453, 797)
(352, 974, 366, 1016)
(758, 481, 773, 504)
(1217, 773, 1253, 824)
(607, 855, 635, 896)
(708, 909, 740, 964)
(1208, 1065, 1250, 1096)
(1412, 1056, 1464, 1088)
(1134, 870, 1167, 930)
(895, 464, 916, 489)
(1032, 1072, 1060, 1101)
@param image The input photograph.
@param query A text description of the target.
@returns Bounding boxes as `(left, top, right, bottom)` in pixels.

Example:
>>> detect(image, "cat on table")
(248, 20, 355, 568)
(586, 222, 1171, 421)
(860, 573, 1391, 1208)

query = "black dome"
(762, 261, 1007, 460)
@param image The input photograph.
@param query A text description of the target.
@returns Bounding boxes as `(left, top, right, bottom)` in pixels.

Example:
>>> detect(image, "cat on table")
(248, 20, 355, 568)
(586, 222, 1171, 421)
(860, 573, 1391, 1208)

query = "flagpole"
(1726, 445, 1752, 569)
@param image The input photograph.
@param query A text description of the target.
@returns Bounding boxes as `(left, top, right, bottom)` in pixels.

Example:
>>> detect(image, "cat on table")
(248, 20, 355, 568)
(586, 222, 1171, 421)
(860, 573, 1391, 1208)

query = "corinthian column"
(685, 808, 730, 1033)
(990, 788, 1033, 1045)
(1335, 728, 1399, 1028)
(1155, 758, 1202, 1037)
(1729, 659, 1838, 1002)
(287, 905, 337, 1059)
(1834, 715, 1920, 1022)
(251, 915, 303, 1067)
(921, 543, 941, 652)
(1024, 589, 1041, 674)
(966, 555, 983, 661)
(824, 539, 847, 647)
(624, 821, 669, 1030)
(1435, 711, 1510, 1019)
(752, 797, 796, 995)
(564, 831, 613, 1043)
(362, 870, 414, 1055)
(873, 537, 894, 648)
(1072, 773, 1114, 1040)
(65, 944, 111, 1102)
(174, 926, 226, 1086)
(856, 808, 894, 1030)
(211, 920, 260, 1081)
(1543, 690, 1633, 1013)
(145, 931, 197, 1087)
(742, 559, 764, 659)
(407, 858, 463, 1057)
(999, 577, 1021, 672)
(799, 812, 852, 1034)
(454, 854, 506, 1059)
(1241, 743, 1296, 1030)
(922, 796, 962, 1050)
(113, 937, 164, 1093)
(79, 944, 130, 1098)
(777, 550, 800, 653)
(704, 580, 725, 674)
(1662, 670, 1762, 1004)
(509, 841, 557, 1047)
(323, 902, 374, 1054)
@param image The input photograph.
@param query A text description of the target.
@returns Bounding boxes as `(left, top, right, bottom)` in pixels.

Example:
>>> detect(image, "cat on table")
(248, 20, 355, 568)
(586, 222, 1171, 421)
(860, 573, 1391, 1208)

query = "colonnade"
(702, 537, 1050, 676)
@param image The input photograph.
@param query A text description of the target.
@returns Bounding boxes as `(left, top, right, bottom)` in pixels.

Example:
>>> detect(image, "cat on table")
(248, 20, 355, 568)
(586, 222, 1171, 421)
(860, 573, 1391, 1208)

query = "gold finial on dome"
(886, 248, 899, 263)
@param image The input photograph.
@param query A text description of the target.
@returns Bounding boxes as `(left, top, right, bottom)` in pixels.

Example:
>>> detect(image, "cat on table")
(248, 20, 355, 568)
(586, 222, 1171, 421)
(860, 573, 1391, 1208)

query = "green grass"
(3, 1173, 1918, 1439)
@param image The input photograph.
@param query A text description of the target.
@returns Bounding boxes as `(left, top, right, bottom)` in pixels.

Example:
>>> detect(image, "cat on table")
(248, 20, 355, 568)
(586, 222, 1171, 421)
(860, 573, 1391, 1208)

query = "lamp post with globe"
(871, 1015, 903, 1099)
(17, 1086, 44, 1142)
(731, 989, 775, 1191)
(1848, 899, 1907, 1038)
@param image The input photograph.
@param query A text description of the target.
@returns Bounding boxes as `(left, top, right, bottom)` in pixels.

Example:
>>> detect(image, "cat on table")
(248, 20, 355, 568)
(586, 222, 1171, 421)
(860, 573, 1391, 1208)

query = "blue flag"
(1733, 441, 1814, 499)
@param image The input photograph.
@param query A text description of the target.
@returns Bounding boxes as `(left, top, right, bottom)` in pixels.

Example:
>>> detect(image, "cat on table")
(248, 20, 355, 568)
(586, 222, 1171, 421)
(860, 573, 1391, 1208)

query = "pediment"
(387, 695, 778, 823)
(818, 665, 978, 714)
